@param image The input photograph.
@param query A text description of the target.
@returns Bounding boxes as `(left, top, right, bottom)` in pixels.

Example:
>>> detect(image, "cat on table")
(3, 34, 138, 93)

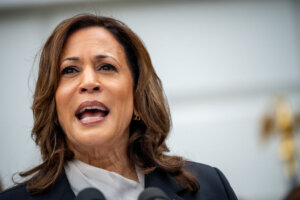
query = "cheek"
(55, 90, 66, 129)
(109, 79, 133, 103)
(55, 83, 75, 124)
(55, 80, 77, 105)
(106, 79, 134, 116)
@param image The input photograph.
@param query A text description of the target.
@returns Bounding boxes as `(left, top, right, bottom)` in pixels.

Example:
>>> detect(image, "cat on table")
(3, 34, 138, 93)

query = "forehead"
(61, 26, 124, 58)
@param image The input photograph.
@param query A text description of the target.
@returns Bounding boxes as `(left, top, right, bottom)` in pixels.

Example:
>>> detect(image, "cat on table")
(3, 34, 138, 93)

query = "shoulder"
(0, 184, 31, 200)
(183, 161, 238, 200)
(184, 161, 223, 182)
(0, 172, 74, 200)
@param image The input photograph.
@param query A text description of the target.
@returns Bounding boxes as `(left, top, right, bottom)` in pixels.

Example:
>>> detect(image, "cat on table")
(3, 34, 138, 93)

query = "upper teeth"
(79, 106, 107, 114)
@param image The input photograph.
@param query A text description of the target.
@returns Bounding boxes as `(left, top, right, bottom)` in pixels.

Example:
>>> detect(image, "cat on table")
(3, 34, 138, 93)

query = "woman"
(0, 14, 237, 200)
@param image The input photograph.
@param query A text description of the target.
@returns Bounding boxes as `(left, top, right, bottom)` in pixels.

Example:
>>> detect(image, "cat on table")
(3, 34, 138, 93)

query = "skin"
(55, 27, 138, 181)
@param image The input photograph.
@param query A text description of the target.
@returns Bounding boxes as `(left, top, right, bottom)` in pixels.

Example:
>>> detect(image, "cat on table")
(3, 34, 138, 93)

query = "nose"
(79, 67, 101, 93)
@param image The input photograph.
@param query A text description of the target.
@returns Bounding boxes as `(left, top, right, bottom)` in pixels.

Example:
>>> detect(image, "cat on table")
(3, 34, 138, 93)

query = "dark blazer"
(0, 162, 237, 200)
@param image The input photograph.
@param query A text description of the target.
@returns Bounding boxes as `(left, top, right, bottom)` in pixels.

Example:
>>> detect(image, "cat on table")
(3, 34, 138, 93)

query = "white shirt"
(64, 159, 144, 200)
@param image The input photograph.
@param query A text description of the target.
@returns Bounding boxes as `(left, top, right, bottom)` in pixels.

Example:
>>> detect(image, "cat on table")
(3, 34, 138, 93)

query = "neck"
(69, 134, 138, 182)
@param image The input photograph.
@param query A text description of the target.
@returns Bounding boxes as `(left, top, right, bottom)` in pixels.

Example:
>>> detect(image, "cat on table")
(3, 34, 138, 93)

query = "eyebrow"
(61, 57, 80, 62)
(61, 54, 120, 65)
(95, 54, 120, 65)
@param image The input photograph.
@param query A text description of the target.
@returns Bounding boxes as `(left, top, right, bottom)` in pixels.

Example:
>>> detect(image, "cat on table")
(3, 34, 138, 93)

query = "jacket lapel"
(47, 171, 75, 200)
(144, 169, 186, 200)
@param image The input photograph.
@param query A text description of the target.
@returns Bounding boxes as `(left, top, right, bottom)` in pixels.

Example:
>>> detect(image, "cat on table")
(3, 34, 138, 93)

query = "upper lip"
(75, 100, 109, 116)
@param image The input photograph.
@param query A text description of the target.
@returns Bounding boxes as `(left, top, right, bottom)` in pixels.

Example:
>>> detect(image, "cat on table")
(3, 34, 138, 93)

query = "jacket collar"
(145, 169, 186, 200)
(49, 169, 187, 200)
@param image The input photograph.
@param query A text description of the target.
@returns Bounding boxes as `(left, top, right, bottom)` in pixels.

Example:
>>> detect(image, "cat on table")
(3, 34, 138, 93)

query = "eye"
(98, 64, 117, 72)
(61, 66, 79, 74)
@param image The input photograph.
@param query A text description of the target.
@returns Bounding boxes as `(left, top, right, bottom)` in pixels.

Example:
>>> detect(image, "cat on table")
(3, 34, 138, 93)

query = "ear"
(133, 103, 139, 115)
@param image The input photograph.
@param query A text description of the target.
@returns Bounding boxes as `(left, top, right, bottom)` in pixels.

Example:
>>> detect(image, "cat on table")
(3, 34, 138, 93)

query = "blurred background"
(0, 0, 299, 199)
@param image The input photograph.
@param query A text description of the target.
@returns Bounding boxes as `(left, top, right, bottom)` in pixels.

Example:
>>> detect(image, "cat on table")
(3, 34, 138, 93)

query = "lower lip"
(77, 115, 108, 126)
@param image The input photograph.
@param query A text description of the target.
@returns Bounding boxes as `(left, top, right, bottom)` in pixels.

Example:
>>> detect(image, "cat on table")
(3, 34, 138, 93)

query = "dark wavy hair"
(19, 14, 199, 194)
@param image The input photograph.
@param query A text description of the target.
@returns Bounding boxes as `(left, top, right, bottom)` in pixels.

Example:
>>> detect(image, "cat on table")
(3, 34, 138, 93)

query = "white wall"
(0, 0, 299, 199)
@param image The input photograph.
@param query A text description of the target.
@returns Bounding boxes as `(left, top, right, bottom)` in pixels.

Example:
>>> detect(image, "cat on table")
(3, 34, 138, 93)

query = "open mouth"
(75, 101, 109, 124)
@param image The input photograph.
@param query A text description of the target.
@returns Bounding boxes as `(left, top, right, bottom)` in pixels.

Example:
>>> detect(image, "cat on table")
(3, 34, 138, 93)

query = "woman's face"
(55, 27, 134, 154)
